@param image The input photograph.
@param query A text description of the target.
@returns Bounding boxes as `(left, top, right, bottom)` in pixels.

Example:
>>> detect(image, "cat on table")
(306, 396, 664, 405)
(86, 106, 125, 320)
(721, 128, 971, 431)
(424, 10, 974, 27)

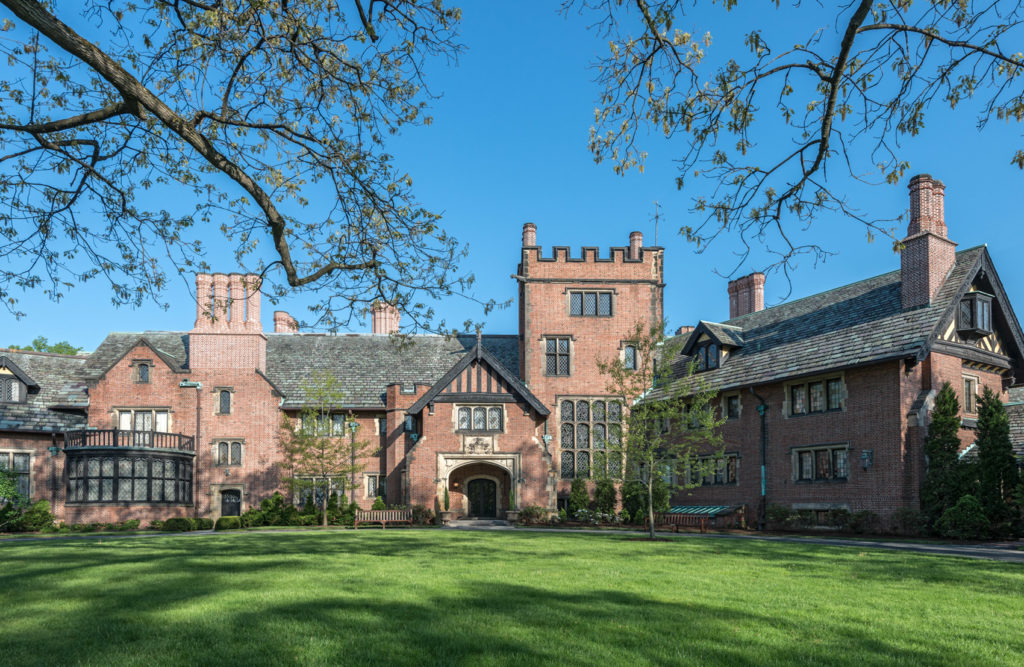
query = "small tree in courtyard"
(281, 371, 374, 527)
(920, 383, 971, 530)
(598, 321, 723, 539)
(975, 387, 1021, 537)
(569, 478, 590, 515)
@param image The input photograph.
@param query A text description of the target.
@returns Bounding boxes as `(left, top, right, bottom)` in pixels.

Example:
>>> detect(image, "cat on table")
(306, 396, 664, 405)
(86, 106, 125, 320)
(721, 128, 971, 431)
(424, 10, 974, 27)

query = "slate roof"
(267, 334, 520, 409)
(657, 246, 989, 397)
(79, 332, 189, 381)
(0, 350, 88, 432)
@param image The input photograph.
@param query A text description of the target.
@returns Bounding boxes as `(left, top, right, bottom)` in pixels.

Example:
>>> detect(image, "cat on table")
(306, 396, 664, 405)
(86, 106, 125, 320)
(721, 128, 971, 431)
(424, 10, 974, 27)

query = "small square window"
(726, 395, 740, 420)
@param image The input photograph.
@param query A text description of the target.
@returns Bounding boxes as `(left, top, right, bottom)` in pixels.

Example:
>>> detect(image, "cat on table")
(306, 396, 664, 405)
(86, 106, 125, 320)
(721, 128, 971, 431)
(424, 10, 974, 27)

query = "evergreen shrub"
(162, 517, 195, 532)
(215, 516, 241, 531)
(594, 479, 616, 514)
(569, 479, 590, 514)
(936, 495, 991, 540)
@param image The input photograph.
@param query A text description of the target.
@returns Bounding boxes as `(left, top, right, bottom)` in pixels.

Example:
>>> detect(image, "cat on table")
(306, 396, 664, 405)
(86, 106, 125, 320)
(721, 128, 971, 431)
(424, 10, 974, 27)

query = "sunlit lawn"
(1, 530, 1022, 665)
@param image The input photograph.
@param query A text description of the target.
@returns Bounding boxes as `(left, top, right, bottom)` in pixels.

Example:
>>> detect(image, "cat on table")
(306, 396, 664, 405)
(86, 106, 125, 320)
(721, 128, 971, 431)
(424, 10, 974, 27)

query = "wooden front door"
(221, 489, 241, 517)
(467, 478, 497, 518)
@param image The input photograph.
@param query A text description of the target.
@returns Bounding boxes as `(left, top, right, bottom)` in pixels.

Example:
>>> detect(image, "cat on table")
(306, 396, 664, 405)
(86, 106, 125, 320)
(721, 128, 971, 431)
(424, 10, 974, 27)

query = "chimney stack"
(522, 222, 537, 247)
(900, 174, 956, 310)
(273, 311, 298, 333)
(371, 302, 401, 335)
(194, 273, 213, 328)
(244, 274, 262, 331)
(728, 272, 766, 319)
(675, 325, 695, 337)
(629, 231, 643, 259)
(211, 274, 231, 331)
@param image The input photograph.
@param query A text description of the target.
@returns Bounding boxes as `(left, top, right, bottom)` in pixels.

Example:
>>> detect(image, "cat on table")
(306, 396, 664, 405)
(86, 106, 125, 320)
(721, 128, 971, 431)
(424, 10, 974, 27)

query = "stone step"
(447, 519, 513, 529)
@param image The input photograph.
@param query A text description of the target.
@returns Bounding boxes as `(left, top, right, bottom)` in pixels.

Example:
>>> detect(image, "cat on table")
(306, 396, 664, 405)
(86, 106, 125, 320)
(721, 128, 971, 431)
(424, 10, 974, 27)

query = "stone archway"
(447, 462, 511, 519)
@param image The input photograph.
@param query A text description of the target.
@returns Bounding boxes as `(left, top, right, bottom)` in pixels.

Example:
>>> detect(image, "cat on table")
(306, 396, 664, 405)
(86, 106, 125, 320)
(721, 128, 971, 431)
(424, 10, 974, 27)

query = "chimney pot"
(901, 174, 956, 309)
(371, 302, 401, 335)
(629, 231, 643, 259)
(273, 311, 299, 333)
(728, 272, 765, 318)
(522, 223, 537, 247)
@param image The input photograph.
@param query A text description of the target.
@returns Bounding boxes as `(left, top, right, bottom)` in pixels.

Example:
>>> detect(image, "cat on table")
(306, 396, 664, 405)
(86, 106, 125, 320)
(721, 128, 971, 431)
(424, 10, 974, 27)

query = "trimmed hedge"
(215, 516, 241, 531)
(195, 518, 214, 530)
(162, 517, 196, 532)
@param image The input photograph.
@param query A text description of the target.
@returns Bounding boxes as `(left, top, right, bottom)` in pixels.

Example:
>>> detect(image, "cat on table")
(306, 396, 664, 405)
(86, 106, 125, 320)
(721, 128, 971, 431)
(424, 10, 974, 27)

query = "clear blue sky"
(6, 3, 1022, 351)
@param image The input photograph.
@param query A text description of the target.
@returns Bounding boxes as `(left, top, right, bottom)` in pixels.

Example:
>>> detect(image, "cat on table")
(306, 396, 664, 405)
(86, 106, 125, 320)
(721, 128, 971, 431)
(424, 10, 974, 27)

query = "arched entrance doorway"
(447, 462, 511, 519)
(466, 478, 497, 518)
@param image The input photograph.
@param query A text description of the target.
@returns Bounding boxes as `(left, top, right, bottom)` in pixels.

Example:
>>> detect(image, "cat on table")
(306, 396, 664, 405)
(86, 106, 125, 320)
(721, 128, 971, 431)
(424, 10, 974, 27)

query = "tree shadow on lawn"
(0, 571, 984, 666)
(2, 532, 1020, 665)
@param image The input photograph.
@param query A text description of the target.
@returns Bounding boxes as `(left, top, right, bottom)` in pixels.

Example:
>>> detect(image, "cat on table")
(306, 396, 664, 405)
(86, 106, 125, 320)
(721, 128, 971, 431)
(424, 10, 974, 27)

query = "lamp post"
(348, 419, 360, 503)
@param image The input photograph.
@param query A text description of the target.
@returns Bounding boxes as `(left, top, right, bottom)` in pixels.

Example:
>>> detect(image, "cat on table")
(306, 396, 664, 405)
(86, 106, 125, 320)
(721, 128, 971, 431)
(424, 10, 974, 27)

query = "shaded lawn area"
(1, 531, 1022, 665)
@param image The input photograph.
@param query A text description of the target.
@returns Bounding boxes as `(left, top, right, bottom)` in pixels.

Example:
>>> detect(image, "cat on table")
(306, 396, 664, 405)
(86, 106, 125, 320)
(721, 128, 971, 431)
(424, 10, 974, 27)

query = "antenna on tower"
(650, 201, 662, 246)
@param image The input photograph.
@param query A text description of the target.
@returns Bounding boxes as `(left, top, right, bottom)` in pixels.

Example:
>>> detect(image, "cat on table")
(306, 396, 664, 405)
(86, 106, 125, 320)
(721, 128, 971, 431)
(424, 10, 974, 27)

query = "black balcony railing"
(64, 429, 195, 452)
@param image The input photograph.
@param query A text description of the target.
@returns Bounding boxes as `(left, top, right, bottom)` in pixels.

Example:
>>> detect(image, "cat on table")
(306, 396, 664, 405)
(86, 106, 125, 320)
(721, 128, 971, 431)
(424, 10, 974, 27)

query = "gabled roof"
(407, 341, 549, 416)
(80, 332, 190, 381)
(657, 246, 1011, 395)
(0, 355, 39, 390)
(680, 321, 745, 356)
(0, 350, 88, 432)
(266, 333, 520, 409)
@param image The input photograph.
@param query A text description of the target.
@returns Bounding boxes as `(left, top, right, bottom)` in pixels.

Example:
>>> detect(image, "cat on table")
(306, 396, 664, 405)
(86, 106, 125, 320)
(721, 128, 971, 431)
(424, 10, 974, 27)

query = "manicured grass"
(1, 531, 1022, 665)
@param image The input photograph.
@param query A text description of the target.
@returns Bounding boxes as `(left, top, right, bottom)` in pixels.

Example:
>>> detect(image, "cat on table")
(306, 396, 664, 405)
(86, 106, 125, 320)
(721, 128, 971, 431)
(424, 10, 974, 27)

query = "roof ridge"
(724, 245, 985, 326)
(0, 348, 89, 359)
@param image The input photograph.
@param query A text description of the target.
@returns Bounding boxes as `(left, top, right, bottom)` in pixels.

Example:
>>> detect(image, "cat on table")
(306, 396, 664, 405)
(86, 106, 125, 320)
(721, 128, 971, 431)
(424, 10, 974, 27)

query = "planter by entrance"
(505, 510, 520, 522)
(439, 511, 454, 525)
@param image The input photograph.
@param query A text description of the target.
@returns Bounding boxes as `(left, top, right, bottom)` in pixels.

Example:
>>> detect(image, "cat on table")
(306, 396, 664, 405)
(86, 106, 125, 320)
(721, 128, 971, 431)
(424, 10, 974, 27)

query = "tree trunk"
(647, 478, 655, 540)
(322, 491, 328, 528)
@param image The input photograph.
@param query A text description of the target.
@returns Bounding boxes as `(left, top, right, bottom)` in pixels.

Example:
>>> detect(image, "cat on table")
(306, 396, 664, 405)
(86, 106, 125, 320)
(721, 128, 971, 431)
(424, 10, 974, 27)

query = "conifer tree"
(921, 383, 969, 529)
(976, 387, 1021, 537)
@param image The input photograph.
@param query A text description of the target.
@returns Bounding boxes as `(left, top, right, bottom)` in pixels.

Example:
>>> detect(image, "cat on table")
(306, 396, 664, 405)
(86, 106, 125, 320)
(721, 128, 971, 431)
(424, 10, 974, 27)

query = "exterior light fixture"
(860, 449, 874, 471)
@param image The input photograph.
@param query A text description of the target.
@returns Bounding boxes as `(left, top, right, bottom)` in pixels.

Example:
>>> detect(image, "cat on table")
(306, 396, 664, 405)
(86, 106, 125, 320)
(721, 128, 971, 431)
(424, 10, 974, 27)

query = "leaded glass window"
(457, 406, 503, 432)
(219, 390, 231, 414)
(560, 398, 623, 479)
(66, 453, 192, 504)
(546, 337, 570, 376)
(215, 441, 243, 466)
(0, 377, 21, 403)
(230, 442, 242, 466)
(793, 446, 848, 482)
(569, 291, 613, 317)
(0, 452, 31, 499)
(809, 382, 824, 412)
(827, 379, 843, 410)
(623, 345, 637, 370)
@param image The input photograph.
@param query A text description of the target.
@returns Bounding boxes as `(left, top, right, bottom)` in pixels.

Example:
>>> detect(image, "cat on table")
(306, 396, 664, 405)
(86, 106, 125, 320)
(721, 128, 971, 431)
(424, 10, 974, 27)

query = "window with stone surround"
(366, 474, 385, 500)
(214, 440, 243, 467)
(295, 477, 346, 507)
(0, 451, 31, 499)
(623, 344, 637, 370)
(560, 398, 622, 479)
(787, 376, 844, 416)
(545, 337, 571, 376)
(792, 445, 849, 482)
(569, 291, 613, 317)
(457, 406, 503, 433)
(689, 453, 739, 486)
(963, 375, 979, 414)
(132, 359, 151, 384)
(215, 389, 233, 415)
(724, 394, 741, 420)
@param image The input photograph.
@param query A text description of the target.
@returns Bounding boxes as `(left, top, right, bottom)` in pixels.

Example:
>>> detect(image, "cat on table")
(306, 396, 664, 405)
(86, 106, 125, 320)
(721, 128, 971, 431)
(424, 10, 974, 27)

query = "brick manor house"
(1, 174, 1022, 526)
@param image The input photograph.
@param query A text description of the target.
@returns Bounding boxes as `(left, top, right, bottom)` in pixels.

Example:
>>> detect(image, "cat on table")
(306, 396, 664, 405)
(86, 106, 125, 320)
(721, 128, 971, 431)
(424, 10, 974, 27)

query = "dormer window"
(0, 377, 23, 403)
(958, 292, 993, 337)
(695, 343, 719, 371)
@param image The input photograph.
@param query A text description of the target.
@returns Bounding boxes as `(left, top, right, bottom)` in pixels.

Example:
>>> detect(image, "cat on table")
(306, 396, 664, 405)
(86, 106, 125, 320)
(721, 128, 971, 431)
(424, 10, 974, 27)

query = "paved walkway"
(445, 522, 1024, 563)
(3, 524, 1022, 563)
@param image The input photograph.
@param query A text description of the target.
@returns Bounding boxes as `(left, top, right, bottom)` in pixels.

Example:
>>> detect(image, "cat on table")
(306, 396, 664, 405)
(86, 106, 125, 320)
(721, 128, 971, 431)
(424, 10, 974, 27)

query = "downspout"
(180, 380, 202, 519)
(749, 386, 768, 530)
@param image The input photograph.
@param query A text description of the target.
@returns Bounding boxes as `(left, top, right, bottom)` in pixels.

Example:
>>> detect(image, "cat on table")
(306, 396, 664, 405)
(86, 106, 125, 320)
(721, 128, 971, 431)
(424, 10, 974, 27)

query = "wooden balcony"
(64, 429, 195, 452)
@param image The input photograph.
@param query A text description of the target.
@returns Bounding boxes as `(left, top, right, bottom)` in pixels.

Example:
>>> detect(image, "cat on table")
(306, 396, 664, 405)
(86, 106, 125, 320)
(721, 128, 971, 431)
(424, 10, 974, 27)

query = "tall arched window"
(219, 390, 231, 415)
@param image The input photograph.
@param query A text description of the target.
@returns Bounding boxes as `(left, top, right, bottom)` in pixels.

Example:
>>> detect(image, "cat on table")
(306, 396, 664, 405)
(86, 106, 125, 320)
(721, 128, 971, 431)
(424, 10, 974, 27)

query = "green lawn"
(1, 531, 1022, 665)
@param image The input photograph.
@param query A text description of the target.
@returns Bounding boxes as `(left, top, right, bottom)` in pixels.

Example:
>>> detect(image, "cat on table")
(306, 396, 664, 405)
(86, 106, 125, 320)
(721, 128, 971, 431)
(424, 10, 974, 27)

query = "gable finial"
(475, 327, 482, 359)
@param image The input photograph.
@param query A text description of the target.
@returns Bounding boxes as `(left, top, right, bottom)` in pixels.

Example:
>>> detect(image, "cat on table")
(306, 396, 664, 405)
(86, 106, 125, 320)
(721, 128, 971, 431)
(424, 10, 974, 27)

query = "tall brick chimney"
(522, 222, 537, 247)
(901, 174, 956, 310)
(191, 272, 267, 370)
(728, 272, 766, 318)
(675, 325, 695, 337)
(273, 311, 298, 333)
(629, 231, 643, 259)
(371, 302, 401, 334)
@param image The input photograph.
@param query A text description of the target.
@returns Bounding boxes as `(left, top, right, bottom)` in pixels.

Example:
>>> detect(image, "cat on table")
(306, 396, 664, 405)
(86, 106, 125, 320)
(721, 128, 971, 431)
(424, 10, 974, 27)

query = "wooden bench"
(354, 509, 413, 529)
(645, 513, 709, 534)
